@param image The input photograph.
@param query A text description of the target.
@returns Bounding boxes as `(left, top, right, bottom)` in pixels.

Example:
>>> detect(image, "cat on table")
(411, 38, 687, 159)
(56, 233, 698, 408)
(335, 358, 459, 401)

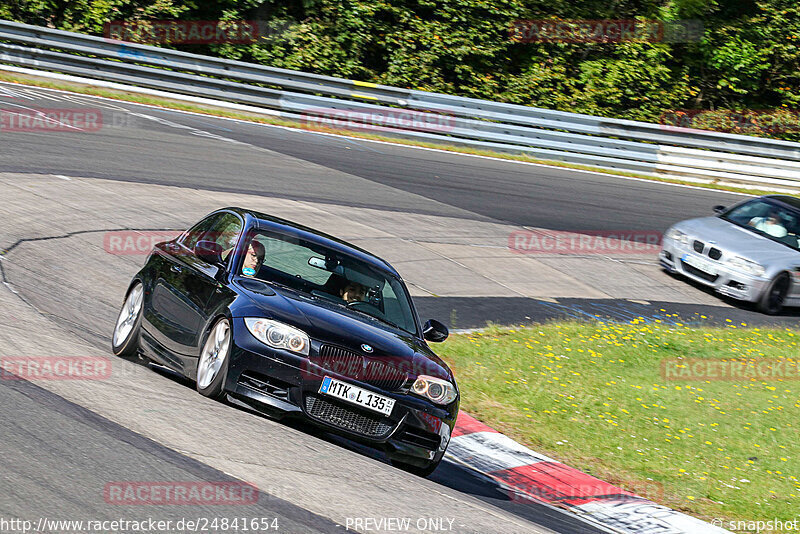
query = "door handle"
(170, 265, 182, 273)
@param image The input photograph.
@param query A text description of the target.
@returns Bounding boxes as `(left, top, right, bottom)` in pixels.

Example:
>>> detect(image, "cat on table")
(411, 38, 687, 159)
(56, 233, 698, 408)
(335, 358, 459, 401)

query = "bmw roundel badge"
(361, 344, 373, 353)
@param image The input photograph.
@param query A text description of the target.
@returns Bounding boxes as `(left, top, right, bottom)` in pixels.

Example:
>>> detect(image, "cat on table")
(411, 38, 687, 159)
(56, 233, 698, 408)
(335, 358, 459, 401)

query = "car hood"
(674, 217, 800, 263)
(234, 280, 452, 381)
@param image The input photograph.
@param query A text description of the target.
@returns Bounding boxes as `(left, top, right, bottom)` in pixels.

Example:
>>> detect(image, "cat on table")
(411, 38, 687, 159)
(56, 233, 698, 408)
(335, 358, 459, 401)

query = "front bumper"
(223, 318, 457, 466)
(660, 237, 769, 302)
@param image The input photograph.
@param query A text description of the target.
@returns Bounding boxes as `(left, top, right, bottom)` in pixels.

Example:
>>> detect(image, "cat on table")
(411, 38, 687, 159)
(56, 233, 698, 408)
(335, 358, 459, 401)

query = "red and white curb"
(447, 412, 731, 534)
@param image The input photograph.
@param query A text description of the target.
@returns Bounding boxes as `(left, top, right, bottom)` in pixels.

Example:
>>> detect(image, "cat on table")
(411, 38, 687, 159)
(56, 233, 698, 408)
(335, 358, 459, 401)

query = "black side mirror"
(195, 240, 223, 265)
(713, 205, 726, 214)
(423, 319, 449, 343)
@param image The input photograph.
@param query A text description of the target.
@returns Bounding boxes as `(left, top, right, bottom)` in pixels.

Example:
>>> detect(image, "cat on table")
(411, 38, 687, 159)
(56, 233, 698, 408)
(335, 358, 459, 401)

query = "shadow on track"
(415, 293, 800, 332)
(141, 361, 605, 534)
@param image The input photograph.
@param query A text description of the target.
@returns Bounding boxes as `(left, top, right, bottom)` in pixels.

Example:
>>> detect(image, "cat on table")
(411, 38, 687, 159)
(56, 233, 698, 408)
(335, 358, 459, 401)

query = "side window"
(182, 215, 219, 251)
(182, 213, 242, 255)
(212, 214, 243, 251)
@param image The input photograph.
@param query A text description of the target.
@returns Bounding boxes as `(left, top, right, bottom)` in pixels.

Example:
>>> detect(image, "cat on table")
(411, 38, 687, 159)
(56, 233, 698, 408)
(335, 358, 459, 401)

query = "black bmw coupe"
(112, 208, 457, 475)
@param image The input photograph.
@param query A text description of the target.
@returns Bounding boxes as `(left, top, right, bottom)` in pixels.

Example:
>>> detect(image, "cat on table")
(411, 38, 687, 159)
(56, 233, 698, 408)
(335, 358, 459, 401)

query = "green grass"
(0, 69, 797, 199)
(437, 320, 799, 528)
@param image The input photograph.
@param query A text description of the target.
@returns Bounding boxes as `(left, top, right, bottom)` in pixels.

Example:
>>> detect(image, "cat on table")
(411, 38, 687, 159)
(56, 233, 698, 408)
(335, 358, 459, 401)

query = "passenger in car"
(222, 239, 266, 276)
(748, 211, 788, 238)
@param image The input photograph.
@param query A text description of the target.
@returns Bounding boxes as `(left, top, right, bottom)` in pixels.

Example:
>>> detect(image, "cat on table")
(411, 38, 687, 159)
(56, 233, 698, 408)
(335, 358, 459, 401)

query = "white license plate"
(682, 253, 717, 275)
(319, 376, 395, 416)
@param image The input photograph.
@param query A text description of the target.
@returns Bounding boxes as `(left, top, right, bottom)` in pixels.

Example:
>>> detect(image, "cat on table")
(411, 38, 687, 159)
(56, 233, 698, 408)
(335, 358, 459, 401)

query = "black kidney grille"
(693, 240, 705, 253)
(317, 344, 364, 378)
(364, 359, 408, 391)
(708, 247, 722, 260)
(316, 344, 407, 391)
(305, 395, 394, 437)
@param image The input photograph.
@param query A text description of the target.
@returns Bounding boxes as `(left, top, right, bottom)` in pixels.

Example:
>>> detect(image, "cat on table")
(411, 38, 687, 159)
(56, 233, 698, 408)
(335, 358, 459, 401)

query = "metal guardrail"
(2, 20, 800, 189)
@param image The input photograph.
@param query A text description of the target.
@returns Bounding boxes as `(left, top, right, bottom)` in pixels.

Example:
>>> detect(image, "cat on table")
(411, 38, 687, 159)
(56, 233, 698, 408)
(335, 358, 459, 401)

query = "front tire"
(757, 273, 790, 315)
(112, 282, 143, 359)
(196, 318, 232, 400)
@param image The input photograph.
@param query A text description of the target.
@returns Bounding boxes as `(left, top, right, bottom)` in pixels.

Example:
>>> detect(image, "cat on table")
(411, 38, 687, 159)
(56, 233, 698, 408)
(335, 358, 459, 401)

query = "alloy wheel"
(113, 283, 143, 348)
(197, 319, 231, 389)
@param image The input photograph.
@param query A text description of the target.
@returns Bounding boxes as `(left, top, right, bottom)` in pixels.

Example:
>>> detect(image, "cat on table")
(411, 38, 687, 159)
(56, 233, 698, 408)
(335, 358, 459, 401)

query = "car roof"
(765, 195, 800, 211)
(219, 207, 400, 277)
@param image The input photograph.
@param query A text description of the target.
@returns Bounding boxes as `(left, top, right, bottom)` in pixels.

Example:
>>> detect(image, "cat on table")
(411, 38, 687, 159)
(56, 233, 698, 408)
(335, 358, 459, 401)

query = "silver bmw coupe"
(660, 195, 800, 314)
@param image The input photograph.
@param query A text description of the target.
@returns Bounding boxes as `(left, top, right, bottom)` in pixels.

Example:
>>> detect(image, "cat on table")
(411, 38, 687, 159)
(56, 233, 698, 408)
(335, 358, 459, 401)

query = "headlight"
(665, 227, 689, 245)
(411, 375, 457, 405)
(726, 256, 766, 277)
(244, 318, 310, 355)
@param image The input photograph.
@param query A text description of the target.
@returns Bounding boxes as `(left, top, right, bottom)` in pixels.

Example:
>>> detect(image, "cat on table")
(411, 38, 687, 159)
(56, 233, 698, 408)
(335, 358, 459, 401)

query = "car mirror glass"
(309, 256, 345, 274)
(423, 319, 449, 343)
(308, 256, 327, 270)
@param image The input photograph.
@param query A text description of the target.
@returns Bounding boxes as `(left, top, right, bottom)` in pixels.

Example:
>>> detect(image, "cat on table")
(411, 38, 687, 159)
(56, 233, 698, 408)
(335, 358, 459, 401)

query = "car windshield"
(239, 230, 418, 334)
(721, 199, 800, 251)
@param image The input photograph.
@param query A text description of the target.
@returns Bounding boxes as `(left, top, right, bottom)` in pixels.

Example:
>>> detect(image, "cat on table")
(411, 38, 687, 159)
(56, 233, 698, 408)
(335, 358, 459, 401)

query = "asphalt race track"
(0, 81, 796, 534)
(0, 81, 748, 231)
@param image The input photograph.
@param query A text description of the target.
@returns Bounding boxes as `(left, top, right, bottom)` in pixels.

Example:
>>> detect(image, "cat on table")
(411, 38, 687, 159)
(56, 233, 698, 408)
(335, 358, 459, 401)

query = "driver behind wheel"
(748, 209, 788, 238)
(340, 281, 367, 303)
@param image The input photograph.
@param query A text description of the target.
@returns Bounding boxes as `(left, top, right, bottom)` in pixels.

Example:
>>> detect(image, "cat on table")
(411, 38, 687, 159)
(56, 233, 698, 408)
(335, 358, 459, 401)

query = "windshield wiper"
(369, 314, 403, 331)
(261, 280, 318, 298)
(343, 306, 406, 332)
